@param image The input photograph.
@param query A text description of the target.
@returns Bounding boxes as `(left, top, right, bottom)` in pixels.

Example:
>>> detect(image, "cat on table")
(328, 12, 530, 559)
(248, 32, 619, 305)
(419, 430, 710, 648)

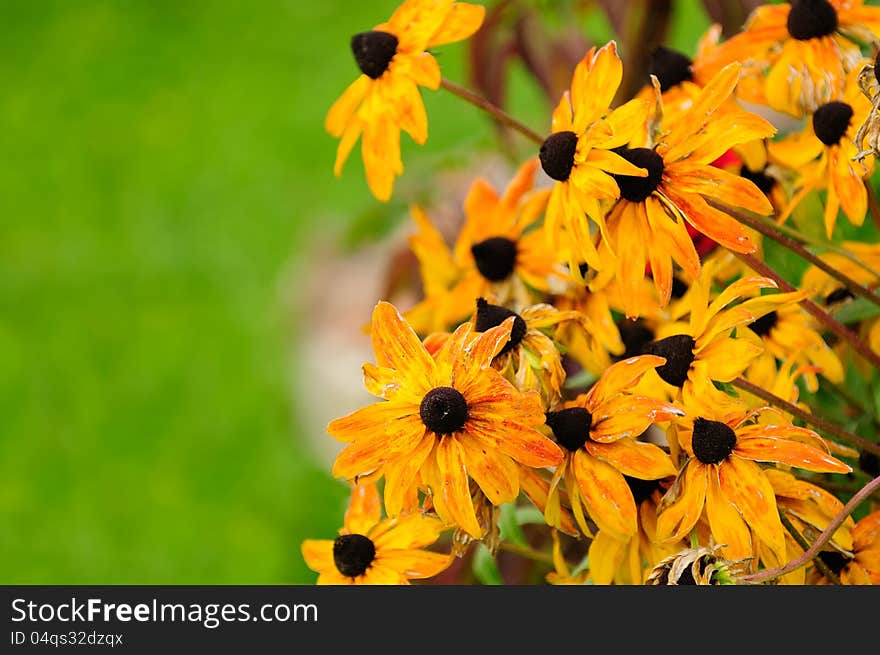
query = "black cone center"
(825, 287, 855, 305)
(817, 550, 850, 575)
(613, 147, 664, 203)
(540, 131, 578, 181)
(858, 450, 880, 478)
(812, 101, 853, 146)
(625, 475, 661, 505)
(617, 318, 656, 360)
(786, 0, 838, 40)
(351, 31, 399, 79)
(649, 46, 693, 92)
(333, 533, 376, 577)
(475, 298, 527, 356)
(749, 310, 778, 337)
(545, 407, 593, 452)
(420, 386, 469, 434)
(471, 237, 518, 282)
(692, 417, 737, 464)
(642, 334, 695, 387)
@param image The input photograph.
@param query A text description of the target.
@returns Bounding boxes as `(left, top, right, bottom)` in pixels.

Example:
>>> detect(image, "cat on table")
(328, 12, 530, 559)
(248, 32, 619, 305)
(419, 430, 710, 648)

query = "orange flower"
(301, 479, 452, 585)
(596, 62, 776, 316)
(542, 356, 682, 540)
(807, 510, 880, 584)
(699, 0, 880, 117)
(656, 378, 852, 566)
(328, 302, 563, 539)
(326, 0, 485, 200)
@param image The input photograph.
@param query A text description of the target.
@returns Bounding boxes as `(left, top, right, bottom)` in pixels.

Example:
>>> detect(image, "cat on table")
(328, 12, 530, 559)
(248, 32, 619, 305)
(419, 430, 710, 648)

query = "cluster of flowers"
(303, 0, 880, 585)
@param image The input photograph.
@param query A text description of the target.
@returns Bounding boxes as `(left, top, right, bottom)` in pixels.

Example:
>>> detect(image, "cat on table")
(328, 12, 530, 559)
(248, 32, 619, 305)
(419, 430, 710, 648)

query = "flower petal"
(588, 355, 666, 408)
(704, 466, 754, 562)
(345, 480, 382, 535)
(372, 512, 447, 550)
(466, 417, 563, 468)
(434, 436, 482, 538)
(585, 438, 677, 479)
(383, 430, 436, 516)
(656, 460, 708, 543)
(734, 435, 852, 473)
(331, 414, 425, 479)
(301, 539, 335, 574)
(370, 301, 436, 389)
(571, 449, 638, 539)
(374, 549, 452, 579)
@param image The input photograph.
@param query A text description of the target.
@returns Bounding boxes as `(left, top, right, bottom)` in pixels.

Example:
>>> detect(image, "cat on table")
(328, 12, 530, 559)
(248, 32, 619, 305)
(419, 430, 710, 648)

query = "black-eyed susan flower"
(541, 355, 682, 540)
(637, 264, 802, 409)
(655, 377, 852, 567)
(597, 62, 776, 316)
(769, 65, 875, 236)
(760, 468, 855, 585)
(326, 0, 485, 201)
(586, 474, 685, 585)
(742, 298, 844, 393)
(403, 158, 564, 335)
(328, 301, 563, 539)
(539, 41, 652, 271)
(301, 479, 452, 585)
(700, 0, 880, 117)
(806, 509, 880, 584)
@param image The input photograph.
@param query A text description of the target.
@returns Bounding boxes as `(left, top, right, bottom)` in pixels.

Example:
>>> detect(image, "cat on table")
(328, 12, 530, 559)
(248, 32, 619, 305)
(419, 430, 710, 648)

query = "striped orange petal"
(571, 449, 638, 539)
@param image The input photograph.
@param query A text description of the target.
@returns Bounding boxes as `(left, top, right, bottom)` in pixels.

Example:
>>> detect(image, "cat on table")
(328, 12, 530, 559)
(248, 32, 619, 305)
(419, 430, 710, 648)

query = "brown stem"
(712, 201, 880, 309)
(440, 78, 544, 145)
(865, 178, 880, 231)
(731, 376, 880, 457)
(731, 250, 880, 371)
(779, 512, 841, 585)
(740, 474, 880, 584)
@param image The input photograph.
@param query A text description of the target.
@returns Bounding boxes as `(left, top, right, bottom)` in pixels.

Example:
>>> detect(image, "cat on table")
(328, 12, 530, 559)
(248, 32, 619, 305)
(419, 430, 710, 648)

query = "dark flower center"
(786, 0, 838, 41)
(641, 334, 695, 387)
(333, 533, 376, 578)
(420, 386, 469, 435)
(740, 165, 776, 195)
(670, 277, 689, 300)
(539, 131, 579, 181)
(545, 407, 593, 452)
(617, 318, 656, 361)
(812, 101, 853, 146)
(749, 310, 778, 337)
(474, 298, 528, 356)
(875, 49, 880, 86)
(692, 417, 737, 464)
(350, 31, 399, 79)
(612, 147, 665, 203)
(471, 237, 518, 282)
(817, 550, 851, 575)
(858, 450, 880, 478)
(825, 287, 854, 305)
(625, 475, 661, 505)
(649, 46, 693, 92)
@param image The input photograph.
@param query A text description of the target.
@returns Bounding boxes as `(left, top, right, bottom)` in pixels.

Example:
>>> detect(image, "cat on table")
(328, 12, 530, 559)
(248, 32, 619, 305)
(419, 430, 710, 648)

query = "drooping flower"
(769, 64, 875, 237)
(301, 479, 452, 585)
(595, 62, 777, 316)
(698, 0, 880, 117)
(541, 356, 682, 540)
(655, 377, 852, 567)
(328, 302, 563, 539)
(403, 158, 564, 335)
(538, 41, 653, 272)
(326, 0, 485, 201)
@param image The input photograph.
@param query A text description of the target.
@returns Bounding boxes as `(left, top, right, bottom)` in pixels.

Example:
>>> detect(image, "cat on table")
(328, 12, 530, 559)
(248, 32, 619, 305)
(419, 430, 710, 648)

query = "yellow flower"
(301, 479, 452, 585)
(326, 0, 485, 201)
(769, 64, 875, 236)
(542, 355, 682, 540)
(328, 301, 563, 539)
(699, 0, 880, 117)
(597, 62, 776, 317)
(655, 378, 852, 567)
(586, 475, 685, 585)
(806, 509, 880, 584)
(539, 41, 653, 272)
(403, 158, 564, 334)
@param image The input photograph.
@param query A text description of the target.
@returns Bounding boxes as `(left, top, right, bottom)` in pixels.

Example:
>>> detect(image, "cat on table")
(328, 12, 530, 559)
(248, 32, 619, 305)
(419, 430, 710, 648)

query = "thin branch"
(731, 376, 880, 457)
(731, 250, 880, 371)
(779, 512, 841, 585)
(497, 541, 555, 565)
(740, 474, 880, 584)
(440, 78, 544, 145)
(865, 178, 880, 231)
(713, 201, 880, 309)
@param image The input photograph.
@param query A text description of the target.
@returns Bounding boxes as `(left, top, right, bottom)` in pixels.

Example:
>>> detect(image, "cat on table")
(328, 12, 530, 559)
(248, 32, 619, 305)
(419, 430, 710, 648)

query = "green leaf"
(830, 297, 880, 325)
(498, 503, 527, 547)
(471, 544, 503, 585)
(515, 506, 547, 526)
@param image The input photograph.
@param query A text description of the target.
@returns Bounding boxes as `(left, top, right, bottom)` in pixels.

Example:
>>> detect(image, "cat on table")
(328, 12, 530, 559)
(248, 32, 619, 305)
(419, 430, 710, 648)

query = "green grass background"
(0, 0, 723, 583)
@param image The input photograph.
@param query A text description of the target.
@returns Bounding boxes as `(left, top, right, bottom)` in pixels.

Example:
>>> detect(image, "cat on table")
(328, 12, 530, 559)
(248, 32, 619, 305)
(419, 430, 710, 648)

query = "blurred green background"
(0, 0, 720, 583)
